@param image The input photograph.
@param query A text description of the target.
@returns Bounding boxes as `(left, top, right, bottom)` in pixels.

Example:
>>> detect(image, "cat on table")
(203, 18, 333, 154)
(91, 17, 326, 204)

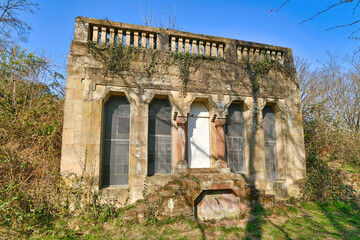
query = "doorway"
(188, 103, 210, 168)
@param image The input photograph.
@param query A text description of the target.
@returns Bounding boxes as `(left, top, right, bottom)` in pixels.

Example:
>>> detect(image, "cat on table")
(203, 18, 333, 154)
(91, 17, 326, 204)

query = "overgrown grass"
(1, 201, 359, 239)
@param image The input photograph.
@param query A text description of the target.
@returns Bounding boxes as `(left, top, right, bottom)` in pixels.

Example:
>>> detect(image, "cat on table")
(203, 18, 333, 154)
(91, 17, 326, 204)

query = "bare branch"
(299, 2, 345, 24)
(0, 0, 38, 45)
(326, 19, 360, 31)
(138, 1, 181, 30)
(353, 0, 360, 14)
(138, 0, 154, 27)
(274, 0, 290, 13)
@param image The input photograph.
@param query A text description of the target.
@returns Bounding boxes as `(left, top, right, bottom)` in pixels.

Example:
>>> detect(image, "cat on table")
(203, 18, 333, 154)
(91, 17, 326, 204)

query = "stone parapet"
(74, 16, 292, 66)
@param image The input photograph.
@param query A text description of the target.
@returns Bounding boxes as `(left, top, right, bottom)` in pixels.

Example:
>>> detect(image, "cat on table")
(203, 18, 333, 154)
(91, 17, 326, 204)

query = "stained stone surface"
(61, 17, 306, 220)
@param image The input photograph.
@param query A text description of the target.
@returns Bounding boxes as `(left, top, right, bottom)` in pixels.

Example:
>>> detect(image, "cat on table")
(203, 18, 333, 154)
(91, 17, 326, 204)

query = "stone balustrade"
(91, 25, 156, 49)
(74, 17, 292, 65)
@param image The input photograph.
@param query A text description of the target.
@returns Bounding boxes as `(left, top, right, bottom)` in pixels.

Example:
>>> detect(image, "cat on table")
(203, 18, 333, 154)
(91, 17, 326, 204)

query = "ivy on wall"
(87, 41, 293, 95)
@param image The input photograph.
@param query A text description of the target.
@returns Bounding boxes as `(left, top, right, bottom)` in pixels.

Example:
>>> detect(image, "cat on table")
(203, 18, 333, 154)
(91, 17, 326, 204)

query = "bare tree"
(296, 53, 360, 131)
(276, 0, 360, 39)
(139, 1, 155, 27)
(295, 57, 321, 116)
(0, 0, 38, 46)
(139, 1, 182, 30)
(344, 56, 360, 130)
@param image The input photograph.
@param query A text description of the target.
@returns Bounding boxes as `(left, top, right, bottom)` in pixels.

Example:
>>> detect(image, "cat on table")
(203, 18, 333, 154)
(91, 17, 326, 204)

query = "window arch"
(102, 95, 130, 186)
(263, 106, 278, 180)
(225, 103, 246, 173)
(148, 98, 172, 175)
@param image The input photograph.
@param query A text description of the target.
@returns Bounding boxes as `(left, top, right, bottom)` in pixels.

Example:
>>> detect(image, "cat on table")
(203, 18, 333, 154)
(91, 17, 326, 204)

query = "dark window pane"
(263, 106, 276, 142)
(225, 104, 246, 173)
(263, 106, 278, 180)
(148, 99, 172, 175)
(102, 96, 130, 186)
(225, 104, 245, 137)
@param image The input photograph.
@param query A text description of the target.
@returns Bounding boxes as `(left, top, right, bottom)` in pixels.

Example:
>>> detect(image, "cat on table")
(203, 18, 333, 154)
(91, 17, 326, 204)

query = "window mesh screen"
(148, 99, 172, 175)
(225, 104, 246, 172)
(263, 106, 279, 180)
(102, 96, 130, 186)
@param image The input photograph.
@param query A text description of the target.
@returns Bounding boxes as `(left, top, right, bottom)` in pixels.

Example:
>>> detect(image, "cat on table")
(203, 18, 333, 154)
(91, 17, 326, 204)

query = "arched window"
(263, 106, 278, 180)
(225, 104, 246, 173)
(102, 96, 130, 186)
(148, 99, 172, 175)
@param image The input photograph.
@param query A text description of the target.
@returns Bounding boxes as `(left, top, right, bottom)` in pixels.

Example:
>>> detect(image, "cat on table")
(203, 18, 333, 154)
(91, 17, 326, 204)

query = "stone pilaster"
(214, 118, 228, 168)
(176, 116, 188, 170)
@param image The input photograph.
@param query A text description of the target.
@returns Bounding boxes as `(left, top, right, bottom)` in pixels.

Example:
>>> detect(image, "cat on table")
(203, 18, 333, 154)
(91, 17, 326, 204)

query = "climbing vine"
(87, 41, 292, 95)
(87, 41, 141, 78)
(87, 41, 221, 94)
(169, 52, 214, 93)
(245, 55, 294, 93)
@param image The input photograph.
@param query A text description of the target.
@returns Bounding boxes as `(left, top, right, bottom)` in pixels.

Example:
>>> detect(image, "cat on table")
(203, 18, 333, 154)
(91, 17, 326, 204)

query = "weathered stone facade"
(61, 17, 306, 220)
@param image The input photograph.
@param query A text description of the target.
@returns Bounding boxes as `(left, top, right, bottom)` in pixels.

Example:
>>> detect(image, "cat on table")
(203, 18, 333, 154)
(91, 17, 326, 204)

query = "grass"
(339, 162, 360, 174)
(2, 201, 359, 239)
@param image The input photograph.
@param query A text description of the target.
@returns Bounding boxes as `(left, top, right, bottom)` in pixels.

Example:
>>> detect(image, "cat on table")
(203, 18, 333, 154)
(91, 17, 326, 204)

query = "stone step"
(184, 168, 231, 175)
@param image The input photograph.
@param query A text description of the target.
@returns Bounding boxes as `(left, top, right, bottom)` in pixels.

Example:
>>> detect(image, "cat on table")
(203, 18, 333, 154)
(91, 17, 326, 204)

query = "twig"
(274, 0, 290, 13)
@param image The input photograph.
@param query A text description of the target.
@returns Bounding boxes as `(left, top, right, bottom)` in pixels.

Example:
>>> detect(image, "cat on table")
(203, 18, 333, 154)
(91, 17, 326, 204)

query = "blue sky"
(20, 0, 360, 75)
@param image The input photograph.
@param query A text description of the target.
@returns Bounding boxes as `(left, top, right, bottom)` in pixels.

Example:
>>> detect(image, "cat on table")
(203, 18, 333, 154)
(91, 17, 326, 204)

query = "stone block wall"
(61, 17, 306, 205)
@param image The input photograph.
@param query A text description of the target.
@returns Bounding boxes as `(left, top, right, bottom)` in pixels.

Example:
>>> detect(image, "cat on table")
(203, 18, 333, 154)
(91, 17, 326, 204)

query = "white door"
(188, 103, 210, 168)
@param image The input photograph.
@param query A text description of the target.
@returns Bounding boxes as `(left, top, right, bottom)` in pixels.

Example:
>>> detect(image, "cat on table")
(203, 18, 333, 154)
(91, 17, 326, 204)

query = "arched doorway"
(188, 103, 210, 168)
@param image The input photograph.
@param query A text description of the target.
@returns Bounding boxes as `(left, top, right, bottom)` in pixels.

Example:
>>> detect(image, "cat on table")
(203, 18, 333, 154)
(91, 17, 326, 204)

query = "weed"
(190, 176, 198, 181)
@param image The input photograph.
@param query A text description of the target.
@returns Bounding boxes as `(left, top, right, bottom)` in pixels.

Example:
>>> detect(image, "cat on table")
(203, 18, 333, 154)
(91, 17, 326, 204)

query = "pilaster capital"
(214, 118, 226, 128)
(176, 116, 187, 126)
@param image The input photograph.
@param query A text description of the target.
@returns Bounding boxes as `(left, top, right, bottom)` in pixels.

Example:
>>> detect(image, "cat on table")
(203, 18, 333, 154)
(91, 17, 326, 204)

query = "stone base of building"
(122, 168, 275, 222)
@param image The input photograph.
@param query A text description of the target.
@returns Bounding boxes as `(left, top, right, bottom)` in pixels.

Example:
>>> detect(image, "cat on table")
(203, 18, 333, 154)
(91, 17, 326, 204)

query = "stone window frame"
(224, 100, 248, 174)
(221, 97, 252, 176)
(262, 99, 287, 182)
(147, 95, 174, 176)
(99, 90, 132, 188)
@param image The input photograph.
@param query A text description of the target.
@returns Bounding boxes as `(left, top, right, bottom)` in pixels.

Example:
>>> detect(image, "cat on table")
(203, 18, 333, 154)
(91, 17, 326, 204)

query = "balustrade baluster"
(259, 50, 265, 62)
(109, 28, 115, 43)
(237, 46, 242, 61)
(243, 47, 248, 61)
(149, 34, 154, 49)
(171, 37, 176, 52)
(92, 26, 99, 43)
(266, 50, 271, 59)
(211, 43, 217, 57)
(199, 41, 204, 55)
(218, 44, 224, 58)
(192, 40, 197, 54)
(126, 31, 131, 46)
(141, 33, 147, 48)
(271, 51, 276, 61)
(117, 30, 123, 45)
(276, 52, 282, 63)
(101, 27, 107, 43)
(178, 38, 183, 53)
(255, 49, 260, 62)
(185, 39, 190, 53)
(205, 42, 211, 56)
(250, 48, 254, 62)
(134, 32, 139, 47)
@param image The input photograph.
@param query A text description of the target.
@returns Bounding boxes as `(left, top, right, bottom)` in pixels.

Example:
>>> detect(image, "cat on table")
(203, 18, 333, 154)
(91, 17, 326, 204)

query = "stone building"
(61, 17, 306, 220)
